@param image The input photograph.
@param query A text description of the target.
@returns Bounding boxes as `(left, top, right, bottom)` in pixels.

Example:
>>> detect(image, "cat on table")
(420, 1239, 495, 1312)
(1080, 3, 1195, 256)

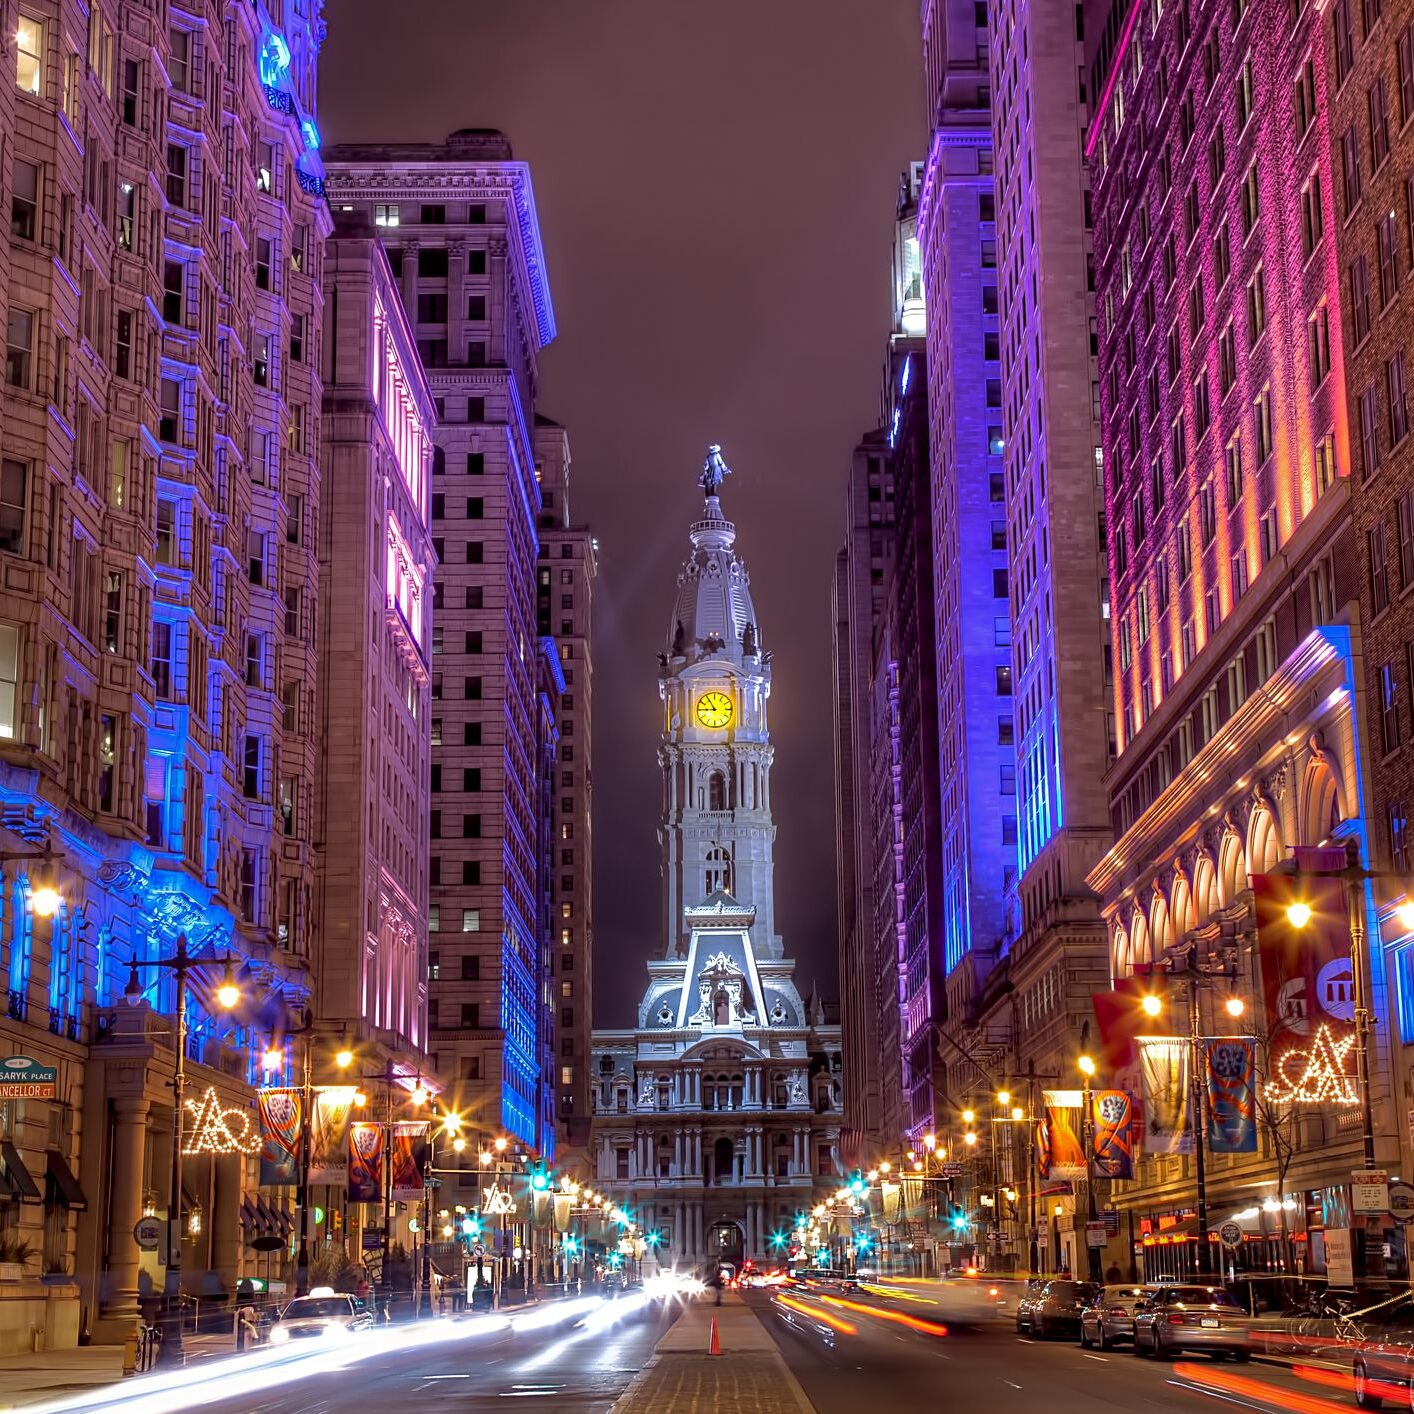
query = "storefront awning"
(45, 1151, 86, 1211)
(0, 1143, 41, 1202)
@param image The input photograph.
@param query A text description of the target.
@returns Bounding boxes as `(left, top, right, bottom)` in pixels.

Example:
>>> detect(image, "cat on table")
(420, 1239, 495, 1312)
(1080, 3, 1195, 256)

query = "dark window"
(417, 248, 448, 278)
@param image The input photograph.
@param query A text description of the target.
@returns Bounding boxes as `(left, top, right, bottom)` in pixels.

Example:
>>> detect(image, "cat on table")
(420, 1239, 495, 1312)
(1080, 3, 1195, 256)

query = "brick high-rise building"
(1082, 0, 1394, 1280)
(325, 132, 557, 1153)
(533, 419, 596, 1158)
(0, 0, 328, 1343)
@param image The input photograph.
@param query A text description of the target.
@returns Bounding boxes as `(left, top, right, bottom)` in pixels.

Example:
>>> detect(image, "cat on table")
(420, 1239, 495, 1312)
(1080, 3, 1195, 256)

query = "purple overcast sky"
(320, 0, 923, 1023)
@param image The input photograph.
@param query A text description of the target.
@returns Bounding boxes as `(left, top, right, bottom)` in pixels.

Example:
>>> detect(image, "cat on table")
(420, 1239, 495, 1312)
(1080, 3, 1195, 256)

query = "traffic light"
(530, 1160, 550, 1192)
(848, 1169, 866, 1196)
(950, 1207, 968, 1231)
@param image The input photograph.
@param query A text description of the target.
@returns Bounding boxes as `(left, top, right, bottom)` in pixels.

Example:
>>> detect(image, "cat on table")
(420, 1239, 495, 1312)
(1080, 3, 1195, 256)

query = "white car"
(268, 1289, 374, 1344)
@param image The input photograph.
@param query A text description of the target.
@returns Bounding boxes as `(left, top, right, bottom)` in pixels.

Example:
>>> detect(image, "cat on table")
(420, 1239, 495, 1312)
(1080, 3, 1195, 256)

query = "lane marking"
(1166, 1378, 1280, 1412)
(1002, 1379, 1022, 1389)
(1081, 1353, 1110, 1363)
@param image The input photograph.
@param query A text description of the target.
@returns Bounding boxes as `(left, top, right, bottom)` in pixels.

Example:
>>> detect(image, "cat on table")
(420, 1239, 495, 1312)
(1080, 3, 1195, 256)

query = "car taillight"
(989, 1288, 999, 1297)
(1105, 1307, 1127, 1316)
(1167, 1314, 1190, 1325)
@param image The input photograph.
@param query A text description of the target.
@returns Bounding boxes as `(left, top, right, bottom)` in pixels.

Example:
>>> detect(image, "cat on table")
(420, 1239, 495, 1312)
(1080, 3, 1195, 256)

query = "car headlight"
(323, 1321, 351, 1339)
(269, 1325, 290, 1345)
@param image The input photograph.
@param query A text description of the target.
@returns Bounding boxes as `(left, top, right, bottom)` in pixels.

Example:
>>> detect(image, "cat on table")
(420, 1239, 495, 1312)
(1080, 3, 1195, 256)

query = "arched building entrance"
(710, 1219, 744, 1269)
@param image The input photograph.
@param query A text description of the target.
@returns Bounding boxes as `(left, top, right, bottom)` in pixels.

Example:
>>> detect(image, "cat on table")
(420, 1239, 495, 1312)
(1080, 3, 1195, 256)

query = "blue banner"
(1205, 1037, 1257, 1154)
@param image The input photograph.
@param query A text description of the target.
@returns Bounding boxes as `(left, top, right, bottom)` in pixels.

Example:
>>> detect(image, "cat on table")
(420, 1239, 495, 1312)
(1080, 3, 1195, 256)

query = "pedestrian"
(1105, 1262, 1122, 1284)
(711, 1269, 723, 1306)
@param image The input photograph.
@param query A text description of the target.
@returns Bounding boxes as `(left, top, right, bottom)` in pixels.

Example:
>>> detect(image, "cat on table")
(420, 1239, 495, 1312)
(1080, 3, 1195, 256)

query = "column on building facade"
(102, 1098, 151, 1322)
(211, 1157, 243, 1293)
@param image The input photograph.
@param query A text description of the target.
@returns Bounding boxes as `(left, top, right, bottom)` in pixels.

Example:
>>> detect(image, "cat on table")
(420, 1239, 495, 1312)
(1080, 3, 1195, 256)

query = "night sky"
(320, 1, 922, 1023)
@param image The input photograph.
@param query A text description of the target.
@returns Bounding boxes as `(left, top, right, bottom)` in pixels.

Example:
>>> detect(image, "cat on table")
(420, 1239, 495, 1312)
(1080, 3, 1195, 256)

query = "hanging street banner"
(1038, 1090, 1086, 1181)
(257, 1089, 301, 1186)
(880, 1180, 902, 1225)
(1092, 1089, 1137, 1179)
(1138, 1038, 1193, 1154)
(390, 1122, 429, 1201)
(1253, 872, 1357, 1105)
(348, 1122, 384, 1203)
(1205, 1037, 1258, 1154)
(310, 1088, 357, 1186)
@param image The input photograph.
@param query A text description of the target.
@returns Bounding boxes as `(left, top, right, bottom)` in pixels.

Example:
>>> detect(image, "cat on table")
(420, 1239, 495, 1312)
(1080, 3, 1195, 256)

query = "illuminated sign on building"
(386, 512, 426, 652)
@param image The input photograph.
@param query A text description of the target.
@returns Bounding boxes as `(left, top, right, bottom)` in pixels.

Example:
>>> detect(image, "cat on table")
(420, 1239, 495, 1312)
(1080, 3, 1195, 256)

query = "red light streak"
(815, 1293, 948, 1338)
(1172, 1361, 1357, 1414)
(777, 1294, 857, 1336)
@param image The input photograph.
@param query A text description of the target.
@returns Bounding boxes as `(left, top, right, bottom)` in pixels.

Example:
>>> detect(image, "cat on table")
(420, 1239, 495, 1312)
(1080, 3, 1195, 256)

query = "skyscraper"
(325, 132, 557, 1150)
(0, 0, 328, 1341)
(533, 420, 597, 1157)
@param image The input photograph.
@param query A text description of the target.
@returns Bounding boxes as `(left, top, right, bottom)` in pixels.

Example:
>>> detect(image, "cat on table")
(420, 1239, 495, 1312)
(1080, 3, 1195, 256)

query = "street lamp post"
(1077, 1056, 1101, 1283)
(124, 935, 239, 1368)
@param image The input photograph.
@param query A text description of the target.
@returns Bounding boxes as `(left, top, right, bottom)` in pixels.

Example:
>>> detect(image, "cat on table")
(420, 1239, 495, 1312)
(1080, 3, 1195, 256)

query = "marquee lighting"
(184, 1087, 259, 1155)
(1264, 1025, 1359, 1106)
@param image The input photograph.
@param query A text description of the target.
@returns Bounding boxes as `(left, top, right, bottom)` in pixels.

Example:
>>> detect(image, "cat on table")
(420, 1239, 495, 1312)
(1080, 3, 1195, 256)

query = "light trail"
(1171, 1361, 1357, 1414)
(775, 1294, 858, 1336)
(813, 1292, 947, 1337)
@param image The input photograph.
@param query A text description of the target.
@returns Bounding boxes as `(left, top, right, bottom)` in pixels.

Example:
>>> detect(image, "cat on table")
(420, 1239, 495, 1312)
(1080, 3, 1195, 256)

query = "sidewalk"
(611, 1293, 814, 1414)
(0, 1332, 236, 1411)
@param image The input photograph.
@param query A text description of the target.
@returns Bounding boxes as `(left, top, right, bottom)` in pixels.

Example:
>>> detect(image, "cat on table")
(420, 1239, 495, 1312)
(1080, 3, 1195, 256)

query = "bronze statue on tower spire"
(700, 443, 732, 498)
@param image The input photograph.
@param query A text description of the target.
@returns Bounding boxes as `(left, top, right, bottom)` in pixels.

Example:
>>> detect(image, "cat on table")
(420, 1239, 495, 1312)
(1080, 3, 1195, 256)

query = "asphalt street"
(750, 1286, 1371, 1414)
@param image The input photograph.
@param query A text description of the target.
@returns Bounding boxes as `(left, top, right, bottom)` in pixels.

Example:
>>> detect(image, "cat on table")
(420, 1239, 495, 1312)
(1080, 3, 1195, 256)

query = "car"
(1021, 1280, 1101, 1339)
(1079, 1284, 1157, 1349)
(1014, 1279, 1046, 1334)
(267, 1289, 374, 1344)
(1349, 1299, 1414, 1408)
(1132, 1284, 1251, 1361)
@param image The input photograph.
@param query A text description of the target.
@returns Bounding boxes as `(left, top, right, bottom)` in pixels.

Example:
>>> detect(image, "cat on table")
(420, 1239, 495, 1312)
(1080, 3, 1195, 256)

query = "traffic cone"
(708, 1317, 722, 1356)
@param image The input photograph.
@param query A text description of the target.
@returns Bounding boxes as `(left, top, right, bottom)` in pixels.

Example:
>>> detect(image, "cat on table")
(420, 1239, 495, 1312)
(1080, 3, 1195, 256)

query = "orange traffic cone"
(708, 1317, 722, 1356)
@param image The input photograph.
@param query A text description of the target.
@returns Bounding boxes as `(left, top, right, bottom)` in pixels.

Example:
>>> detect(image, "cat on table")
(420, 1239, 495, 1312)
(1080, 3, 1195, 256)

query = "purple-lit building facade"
(1081, 0, 1400, 1276)
(324, 132, 558, 1158)
(317, 226, 435, 1077)
(0, 0, 329, 1346)
(918, 0, 1015, 1123)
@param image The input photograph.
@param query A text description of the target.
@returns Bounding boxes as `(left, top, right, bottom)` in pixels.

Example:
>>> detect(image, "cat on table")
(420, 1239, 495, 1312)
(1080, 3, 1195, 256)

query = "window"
(1352, 254, 1372, 343)
(1335, 0, 1355, 85)
(1241, 164, 1261, 237)
(115, 310, 132, 380)
(1308, 305, 1331, 388)
(165, 144, 186, 207)
(1236, 57, 1254, 130)
(159, 377, 181, 443)
(243, 733, 263, 799)
(1214, 222, 1231, 290)
(1379, 211, 1401, 306)
(1383, 661, 1403, 754)
(1227, 654, 1247, 711)
(15, 15, 41, 95)
(102, 570, 122, 653)
(10, 159, 37, 242)
(1254, 619, 1278, 684)
(1371, 520, 1392, 615)
(417, 248, 448, 278)
(1254, 386, 1273, 463)
(1225, 438, 1244, 507)
(374, 203, 398, 227)
(1342, 127, 1363, 217)
(1401, 24, 1414, 126)
(168, 27, 189, 91)
(1371, 75, 1391, 169)
(1301, 172, 1325, 258)
(0, 460, 26, 556)
(156, 499, 177, 564)
(1390, 351, 1410, 445)
(1246, 266, 1266, 345)
(1399, 491, 1414, 589)
(1390, 801, 1410, 877)
(461, 909, 480, 932)
(5, 308, 34, 389)
(0, 624, 17, 740)
(995, 664, 1013, 695)
(151, 619, 173, 697)
(1361, 383, 1381, 477)
(255, 237, 272, 292)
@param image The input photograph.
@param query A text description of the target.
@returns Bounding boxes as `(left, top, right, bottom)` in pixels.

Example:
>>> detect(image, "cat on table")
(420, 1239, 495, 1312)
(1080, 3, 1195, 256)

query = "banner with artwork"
(1254, 872, 1357, 1104)
(1138, 1037, 1192, 1154)
(1205, 1037, 1258, 1153)
(1038, 1090, 1086, 1181)
(553, 1194, 573, 1233)
(390, 1122, 428, 1201)
(348, 1122, 384, 1203)
(257, 1089, 301, 1187)
(310, 1087, 357, 1186)
(1091, 1089, 1137, 1179)
(881, 1180, 902, 1225)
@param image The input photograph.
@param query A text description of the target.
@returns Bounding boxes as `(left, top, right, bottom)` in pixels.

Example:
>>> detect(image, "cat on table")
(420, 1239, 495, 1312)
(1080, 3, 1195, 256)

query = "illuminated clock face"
(695, 691, 734, 730)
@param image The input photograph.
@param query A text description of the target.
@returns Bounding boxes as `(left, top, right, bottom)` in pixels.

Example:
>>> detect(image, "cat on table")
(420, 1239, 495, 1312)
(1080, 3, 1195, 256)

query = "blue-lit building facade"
(0, 0, 330, 1348)
(324, 134, 559, 1160)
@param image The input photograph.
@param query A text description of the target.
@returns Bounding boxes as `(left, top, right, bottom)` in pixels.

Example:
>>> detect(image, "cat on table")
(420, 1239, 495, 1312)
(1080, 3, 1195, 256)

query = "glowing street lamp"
(1141, 994, 1163, 1017)
(336, 1048, 354, 1070)
(1286, 900, 1313, 929)
(1224, 995, 1246, 1018)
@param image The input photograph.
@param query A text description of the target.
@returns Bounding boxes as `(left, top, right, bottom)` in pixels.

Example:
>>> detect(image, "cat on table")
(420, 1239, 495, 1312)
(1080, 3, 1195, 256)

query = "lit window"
(0, 624, 18, 738)
(374, 203, 398, 227)
(461, 909, 480, 932)
(15, 15, 41, 95)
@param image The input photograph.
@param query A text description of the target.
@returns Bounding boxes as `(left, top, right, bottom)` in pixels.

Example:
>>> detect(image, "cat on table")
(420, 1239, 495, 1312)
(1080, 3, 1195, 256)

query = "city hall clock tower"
(659, 447, 780, 960)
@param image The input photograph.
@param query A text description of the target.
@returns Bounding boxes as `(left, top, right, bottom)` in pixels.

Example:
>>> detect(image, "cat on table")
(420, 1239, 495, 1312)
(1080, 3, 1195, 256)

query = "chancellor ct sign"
(0, 1057, 57, 1099)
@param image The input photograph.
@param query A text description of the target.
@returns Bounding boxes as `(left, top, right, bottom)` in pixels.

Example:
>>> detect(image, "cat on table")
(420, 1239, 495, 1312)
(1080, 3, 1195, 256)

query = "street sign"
(1352, 1170, 1391, 1215)
(1102, 1210, 1121, 1234)
(0, 1057, 57, 1100)
(1085, 1222, 1107, 1248)
(133, 1217, 162, 1251)
(939, 1163, 962, 1179)
(361, 1231, 382, 1251)
(1218, 1221, 1244, 1249)
(1389, 1182, 1414, 1221)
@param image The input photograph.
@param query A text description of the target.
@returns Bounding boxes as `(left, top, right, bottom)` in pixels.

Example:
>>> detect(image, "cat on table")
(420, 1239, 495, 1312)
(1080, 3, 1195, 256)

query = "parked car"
(1079, 1284, 1156, 1349)
(268, 1289, 374, 1344)
(1132, 1284, 1251, 1361)
(1014, 1279, 1046, 1334)
(1350, 1299, 1414, 1408)
(1020, 1280, 1101, 1339)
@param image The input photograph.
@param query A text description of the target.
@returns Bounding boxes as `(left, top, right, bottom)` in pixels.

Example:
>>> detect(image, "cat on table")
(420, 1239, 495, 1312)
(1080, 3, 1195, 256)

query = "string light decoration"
(481, 1183, 517, 1217)
(183, 1087, 259, 1155)
(1265, 1025, 1359, 1107)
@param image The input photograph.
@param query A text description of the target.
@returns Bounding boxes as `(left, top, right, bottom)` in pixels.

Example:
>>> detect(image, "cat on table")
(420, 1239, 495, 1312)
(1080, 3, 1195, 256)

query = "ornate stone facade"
(589, 459, 843, 1271)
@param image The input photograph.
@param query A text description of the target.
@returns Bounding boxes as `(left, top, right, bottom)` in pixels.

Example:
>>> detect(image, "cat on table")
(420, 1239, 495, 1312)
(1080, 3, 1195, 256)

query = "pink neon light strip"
(1085, 0, 1144, 159)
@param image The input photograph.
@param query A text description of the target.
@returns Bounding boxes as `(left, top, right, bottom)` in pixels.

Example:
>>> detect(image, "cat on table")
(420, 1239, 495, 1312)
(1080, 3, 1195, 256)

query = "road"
(26, 1296, 674, 1414)
(750, 1284, 1369, 1414)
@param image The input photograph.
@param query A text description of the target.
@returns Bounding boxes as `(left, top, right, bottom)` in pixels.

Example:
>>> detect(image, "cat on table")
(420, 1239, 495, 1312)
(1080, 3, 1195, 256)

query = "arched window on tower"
(708, 770, 727, 812)
(705, 845, 733, 897)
